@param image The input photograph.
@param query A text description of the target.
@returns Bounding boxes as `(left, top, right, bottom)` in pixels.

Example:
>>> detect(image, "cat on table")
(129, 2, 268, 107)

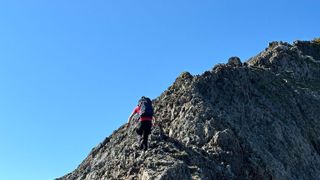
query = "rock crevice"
(58, 39, 320, 180)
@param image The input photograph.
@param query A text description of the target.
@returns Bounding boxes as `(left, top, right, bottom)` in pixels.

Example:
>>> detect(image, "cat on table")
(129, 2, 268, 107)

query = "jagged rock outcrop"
(57, 39, 320, 180)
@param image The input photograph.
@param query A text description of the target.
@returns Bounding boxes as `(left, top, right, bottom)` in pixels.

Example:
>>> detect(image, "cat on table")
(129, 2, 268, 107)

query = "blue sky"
(0, 0, 319, 179)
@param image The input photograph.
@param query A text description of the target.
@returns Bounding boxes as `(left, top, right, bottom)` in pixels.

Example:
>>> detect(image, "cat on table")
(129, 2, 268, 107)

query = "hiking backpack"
(139, 97, 154, 117)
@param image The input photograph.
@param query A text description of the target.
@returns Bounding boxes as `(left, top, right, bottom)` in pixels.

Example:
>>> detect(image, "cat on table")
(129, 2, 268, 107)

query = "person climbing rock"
(127, 96, 153, 151)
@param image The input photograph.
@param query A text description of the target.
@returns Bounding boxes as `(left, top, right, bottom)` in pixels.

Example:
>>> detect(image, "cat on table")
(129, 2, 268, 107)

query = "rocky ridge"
(58, 39, 320, 180)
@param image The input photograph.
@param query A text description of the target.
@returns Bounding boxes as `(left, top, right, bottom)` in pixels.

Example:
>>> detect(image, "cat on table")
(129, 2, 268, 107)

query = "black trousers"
(136, 120, 152, 150)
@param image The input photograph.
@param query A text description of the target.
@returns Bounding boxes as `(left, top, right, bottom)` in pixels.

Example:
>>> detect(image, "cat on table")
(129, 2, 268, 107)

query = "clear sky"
(0, 0, 318, 179)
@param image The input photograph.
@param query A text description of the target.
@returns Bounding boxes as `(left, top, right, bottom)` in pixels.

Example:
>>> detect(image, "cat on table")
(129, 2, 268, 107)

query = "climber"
(127, 96, 154, 151)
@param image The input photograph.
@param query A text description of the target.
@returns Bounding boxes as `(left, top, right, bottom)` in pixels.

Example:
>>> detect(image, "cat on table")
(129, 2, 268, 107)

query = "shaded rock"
(227, 56, 242, 67)
(57, 39, 320, 180)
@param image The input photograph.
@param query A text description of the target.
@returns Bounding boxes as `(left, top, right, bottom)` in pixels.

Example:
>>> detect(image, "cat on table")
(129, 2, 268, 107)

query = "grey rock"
(227, 56, 242, 67)
(57, 39, 320, 180)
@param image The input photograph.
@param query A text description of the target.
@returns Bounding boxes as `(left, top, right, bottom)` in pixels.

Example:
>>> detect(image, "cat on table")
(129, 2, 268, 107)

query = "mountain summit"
(58, 39, 320, 180)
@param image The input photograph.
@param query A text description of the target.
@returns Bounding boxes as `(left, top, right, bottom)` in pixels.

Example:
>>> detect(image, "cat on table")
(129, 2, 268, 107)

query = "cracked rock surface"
(57, 39, 320, 180)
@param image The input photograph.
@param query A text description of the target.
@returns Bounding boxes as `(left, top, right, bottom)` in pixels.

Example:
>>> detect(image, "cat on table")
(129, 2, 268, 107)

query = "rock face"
(57, 40, 320, 180)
